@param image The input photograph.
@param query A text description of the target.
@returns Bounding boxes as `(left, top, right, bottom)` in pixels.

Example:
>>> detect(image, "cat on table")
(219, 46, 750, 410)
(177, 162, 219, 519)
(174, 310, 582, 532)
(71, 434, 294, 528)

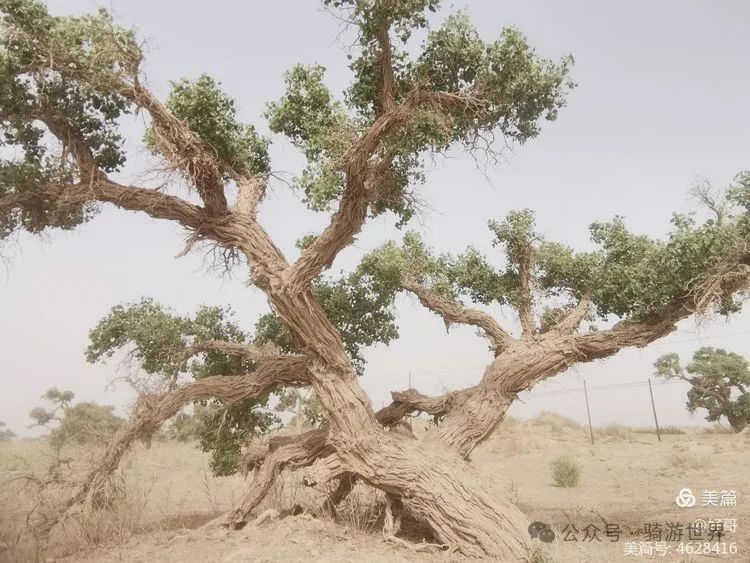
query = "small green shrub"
(551, 456, 581, 488)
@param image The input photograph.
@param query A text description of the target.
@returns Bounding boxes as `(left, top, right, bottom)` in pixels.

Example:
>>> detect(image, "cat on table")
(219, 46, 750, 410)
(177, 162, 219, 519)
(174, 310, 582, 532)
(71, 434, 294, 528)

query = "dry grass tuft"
(701, 423, 735, 435)
(595, 423, 633, 440)
(0, 441, 243, 562)
(327, 487, 385, 536)
(665, 452, 712, 471)
(550, 456, 581, 488)
(531, 411, 581, 433)
(634, 426, 685, 435)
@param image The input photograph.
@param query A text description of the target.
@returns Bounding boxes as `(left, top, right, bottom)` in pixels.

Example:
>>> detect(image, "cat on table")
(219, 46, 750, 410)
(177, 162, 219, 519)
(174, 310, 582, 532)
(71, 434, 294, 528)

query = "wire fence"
(401, 329, 750, 382)
(389, 328, 750, 440)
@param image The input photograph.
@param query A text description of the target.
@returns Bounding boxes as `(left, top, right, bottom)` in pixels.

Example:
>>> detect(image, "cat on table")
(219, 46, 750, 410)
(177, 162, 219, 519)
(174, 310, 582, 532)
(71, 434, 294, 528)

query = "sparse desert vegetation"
(550, 456, 582, 488)
(1, 414, 748, 562)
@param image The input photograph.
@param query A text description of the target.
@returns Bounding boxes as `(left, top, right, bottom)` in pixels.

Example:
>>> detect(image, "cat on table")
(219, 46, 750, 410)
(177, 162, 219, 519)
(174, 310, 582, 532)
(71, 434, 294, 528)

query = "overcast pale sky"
(1, 0, 749, 436)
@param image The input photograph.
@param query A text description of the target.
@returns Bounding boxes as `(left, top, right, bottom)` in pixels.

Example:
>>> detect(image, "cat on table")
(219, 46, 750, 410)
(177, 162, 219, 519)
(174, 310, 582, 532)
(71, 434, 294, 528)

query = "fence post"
(584, 380, 594, 445)
(648, 378, 662, 442)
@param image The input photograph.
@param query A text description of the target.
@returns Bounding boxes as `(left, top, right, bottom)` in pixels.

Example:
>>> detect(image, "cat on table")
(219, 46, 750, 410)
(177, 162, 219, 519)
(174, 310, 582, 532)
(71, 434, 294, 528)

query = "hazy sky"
(1, 0, 749, 436)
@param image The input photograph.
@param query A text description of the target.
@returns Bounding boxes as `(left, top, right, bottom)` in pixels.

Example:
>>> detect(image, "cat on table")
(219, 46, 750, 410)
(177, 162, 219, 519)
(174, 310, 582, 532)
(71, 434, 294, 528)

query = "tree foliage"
(361, 173, 750, 335)
(655, 347, 750, 432)
(85, 276, 396, 474)
(0, 0, 138, 240)
(86, 299, 278, 475)
(145, 75, 270, 180)
(264, 4, 573, 224)
(252, 273, 398, 375)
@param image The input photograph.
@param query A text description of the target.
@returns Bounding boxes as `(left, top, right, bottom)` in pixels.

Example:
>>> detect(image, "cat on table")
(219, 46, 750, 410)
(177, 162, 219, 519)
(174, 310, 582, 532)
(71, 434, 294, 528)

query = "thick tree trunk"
(728, 414, 747, 433)
(427, 386, 515, 459)
(348, 437, 534, 559)
(228, 248, 536, 557)
(427, 341, 571, 458)
(227, 392, 534, 558)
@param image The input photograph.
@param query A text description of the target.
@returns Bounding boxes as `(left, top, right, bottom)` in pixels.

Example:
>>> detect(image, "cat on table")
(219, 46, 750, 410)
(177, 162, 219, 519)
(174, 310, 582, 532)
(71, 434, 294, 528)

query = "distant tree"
(164, 411, 201, 443)
(28, 387, 75, 427)
(0, 421, 15, 442)
(30, 388, 124, 446)
(655, 347, 750, 432)
(275, 388, 324, 434)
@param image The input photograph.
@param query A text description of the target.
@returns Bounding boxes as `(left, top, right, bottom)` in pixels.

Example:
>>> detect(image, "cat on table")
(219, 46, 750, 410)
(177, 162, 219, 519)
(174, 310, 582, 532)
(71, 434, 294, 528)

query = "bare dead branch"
(553, 295, 593, 335)
(375, 22, 396, 114)
(224, 443, 314, 529)
(224, 424, 332, 528)
(389, 388, 466, 417)
(517, 243, 536, 337)
(301, 454, 346, 487)
(234, 176, 267, 217)
(188, 339, 286, 362)
(401, 279, 515, 352)
(690, 177, 725, 225)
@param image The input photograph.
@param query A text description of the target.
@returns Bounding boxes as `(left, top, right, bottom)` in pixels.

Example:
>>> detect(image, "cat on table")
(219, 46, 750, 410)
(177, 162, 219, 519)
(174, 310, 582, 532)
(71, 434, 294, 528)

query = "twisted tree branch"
(118, 84, 230, 215)
(401, 279, 514, 352)
(517, 244, 536, 336)
(554, 295, 593, 335)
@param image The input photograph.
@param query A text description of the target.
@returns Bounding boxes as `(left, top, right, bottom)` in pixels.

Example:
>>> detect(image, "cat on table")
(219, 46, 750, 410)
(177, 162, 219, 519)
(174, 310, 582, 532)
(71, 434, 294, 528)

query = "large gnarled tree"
(1, 0, 748, 559)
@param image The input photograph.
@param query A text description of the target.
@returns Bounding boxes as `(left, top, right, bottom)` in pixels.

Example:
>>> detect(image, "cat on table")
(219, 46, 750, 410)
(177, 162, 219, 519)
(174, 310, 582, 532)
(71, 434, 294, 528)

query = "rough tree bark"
(26, 110, 749, 559)
(4, 5, 749, 559)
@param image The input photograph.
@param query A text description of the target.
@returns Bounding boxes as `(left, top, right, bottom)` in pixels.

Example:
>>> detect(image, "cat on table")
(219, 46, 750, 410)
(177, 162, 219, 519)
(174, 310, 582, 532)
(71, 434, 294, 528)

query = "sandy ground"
(1, 414, 748, 562)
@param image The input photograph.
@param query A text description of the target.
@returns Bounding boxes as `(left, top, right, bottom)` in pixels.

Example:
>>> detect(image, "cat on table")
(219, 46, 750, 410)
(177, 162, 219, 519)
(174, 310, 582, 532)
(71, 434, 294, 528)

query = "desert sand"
(1, 414, 747, 562)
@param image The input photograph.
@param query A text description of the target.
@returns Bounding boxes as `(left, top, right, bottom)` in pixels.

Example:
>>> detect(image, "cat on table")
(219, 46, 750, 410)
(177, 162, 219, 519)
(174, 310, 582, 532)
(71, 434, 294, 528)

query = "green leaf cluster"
(1, 0, 138, 241)
(86, 298, 275, 474)
(363, 174, 750, 329)
(254, 272, 398, 375)
(270, 2, 573, 224)
(86, 276, 397, 473)
(266, 65, 352, 209)
(146, 75, 270, 179)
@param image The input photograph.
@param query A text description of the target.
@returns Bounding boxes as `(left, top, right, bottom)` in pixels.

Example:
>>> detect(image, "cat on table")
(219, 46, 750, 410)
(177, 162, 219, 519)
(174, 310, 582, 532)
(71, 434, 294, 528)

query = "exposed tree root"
(383, 494, 403, 536)
(383, 535, 448, 554)
(319, 473, 357, 515)
(251, 508, 280, 527)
